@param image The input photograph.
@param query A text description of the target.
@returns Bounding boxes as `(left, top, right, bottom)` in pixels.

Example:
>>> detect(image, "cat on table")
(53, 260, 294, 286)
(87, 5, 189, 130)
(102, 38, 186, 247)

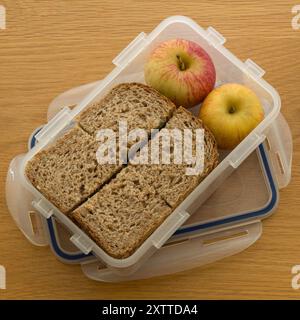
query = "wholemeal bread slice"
(25, 126, 122, 214)
(71, 166, 172, 259)
(77, 82, 176, 138)
(129, 107, 219, 208)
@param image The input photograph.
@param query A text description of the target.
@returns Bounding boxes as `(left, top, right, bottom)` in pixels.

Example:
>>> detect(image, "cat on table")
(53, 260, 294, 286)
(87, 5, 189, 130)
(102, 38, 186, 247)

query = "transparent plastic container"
(7, 16, 291, 275)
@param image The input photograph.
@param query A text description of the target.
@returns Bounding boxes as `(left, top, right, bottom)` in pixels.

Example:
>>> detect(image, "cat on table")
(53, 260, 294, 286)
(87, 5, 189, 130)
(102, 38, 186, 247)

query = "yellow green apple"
(144, 39, 216, 108)
(199, 83, 264, 149)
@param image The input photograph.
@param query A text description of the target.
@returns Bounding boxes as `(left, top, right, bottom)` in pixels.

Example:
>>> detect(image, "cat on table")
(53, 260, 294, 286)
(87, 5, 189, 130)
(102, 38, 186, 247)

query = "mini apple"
(199, 83, 264, 149)
(144, 39, 216, 108)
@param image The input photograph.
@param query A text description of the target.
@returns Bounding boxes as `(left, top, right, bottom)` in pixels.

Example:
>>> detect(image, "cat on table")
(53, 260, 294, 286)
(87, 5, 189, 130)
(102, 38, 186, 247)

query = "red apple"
(144, 39, 216, 108)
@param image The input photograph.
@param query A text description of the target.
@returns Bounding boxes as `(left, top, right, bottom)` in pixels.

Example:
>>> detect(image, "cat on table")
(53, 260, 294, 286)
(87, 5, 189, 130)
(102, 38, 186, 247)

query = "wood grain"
(0, 0, 299, 299)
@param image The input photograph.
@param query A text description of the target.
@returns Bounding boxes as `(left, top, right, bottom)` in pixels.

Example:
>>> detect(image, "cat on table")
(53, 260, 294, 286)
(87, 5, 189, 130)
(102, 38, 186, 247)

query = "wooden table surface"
(0, 0, 299, 299)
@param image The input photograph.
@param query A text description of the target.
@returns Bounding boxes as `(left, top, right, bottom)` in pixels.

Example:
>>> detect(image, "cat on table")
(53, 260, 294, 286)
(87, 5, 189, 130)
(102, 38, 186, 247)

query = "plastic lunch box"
(5, 16, 292, 277)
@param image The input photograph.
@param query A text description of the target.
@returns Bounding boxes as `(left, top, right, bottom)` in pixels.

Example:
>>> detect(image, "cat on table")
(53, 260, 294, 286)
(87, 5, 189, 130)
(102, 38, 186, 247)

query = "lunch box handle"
(80, 221, 262, 282)
(265, 113, 293, 189)
(5, 155, 48, 246)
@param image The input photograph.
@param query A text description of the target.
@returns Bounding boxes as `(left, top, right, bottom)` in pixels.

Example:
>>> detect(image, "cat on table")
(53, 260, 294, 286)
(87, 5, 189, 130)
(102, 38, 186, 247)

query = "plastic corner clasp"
(70, 234, 93, 255)
(152, 210, 190, 249)
(206, 26, 226, 46)
(229, 132, 266, 169)
(34, 107, 72, 144)
(32, 199, 54, 219)
(112, 32, 147, 67)
(245, 59, 265, 78)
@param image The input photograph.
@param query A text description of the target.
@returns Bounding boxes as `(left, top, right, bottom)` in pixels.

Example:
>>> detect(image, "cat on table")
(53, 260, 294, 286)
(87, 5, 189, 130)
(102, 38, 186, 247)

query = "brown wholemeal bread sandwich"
(25, 83, 218, 259)
(71, 107, 218, 259)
